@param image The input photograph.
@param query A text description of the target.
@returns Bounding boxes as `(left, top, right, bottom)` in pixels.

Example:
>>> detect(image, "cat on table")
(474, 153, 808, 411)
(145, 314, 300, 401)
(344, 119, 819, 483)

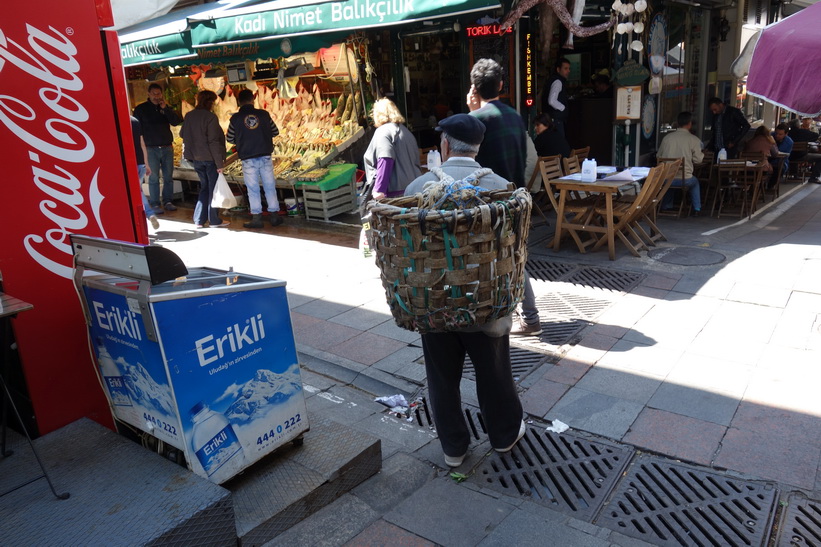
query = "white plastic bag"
(211, 173, 237, 209)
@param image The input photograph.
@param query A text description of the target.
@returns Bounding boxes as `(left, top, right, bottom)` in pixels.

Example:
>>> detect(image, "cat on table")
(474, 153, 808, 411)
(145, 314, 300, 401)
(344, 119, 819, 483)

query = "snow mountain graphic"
(225, 366, 302, 423)
(117, 357, 174, 416)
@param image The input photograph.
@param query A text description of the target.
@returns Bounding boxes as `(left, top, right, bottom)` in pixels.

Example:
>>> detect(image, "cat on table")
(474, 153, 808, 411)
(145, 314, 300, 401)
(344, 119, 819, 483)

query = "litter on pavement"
(546, 419, 570, 433)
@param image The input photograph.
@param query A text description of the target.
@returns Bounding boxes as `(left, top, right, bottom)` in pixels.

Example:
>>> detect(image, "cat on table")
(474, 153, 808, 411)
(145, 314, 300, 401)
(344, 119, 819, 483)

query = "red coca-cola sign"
(0, 0, 146, 434)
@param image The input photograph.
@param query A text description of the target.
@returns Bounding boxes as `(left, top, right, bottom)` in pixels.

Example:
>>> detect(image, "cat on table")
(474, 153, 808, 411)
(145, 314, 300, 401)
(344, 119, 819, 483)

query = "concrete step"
(0, 416, 381, 546)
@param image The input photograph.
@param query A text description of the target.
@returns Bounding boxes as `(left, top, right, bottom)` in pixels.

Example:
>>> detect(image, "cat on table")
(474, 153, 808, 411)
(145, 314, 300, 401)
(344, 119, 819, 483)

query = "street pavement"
(151, 182, 821, 546)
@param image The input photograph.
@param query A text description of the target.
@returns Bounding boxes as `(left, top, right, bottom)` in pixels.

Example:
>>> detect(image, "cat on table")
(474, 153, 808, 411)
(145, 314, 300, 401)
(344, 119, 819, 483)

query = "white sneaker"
(495, 420, 526, 453)
(148, 215, 160, 230)
(444, 452, 466, 468)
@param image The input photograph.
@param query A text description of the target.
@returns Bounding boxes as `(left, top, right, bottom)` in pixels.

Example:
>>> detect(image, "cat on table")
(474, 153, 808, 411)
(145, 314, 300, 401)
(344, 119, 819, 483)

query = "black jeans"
(421, 331, 523, 457)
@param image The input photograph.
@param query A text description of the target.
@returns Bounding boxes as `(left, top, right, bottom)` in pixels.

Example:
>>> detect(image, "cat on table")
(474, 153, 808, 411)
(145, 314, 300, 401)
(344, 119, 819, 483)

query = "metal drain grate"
(464, 346, 548, 382)
(774, 494, 821, 546)
(526, 259, 578, 282)
(564, 266, 644, 292)
(471, 428, 634, 521)
(537, 292, 613, 320)
(527, 259, 645, 293)
(596, 455, 778, 547)
(405, 399, 489, 443)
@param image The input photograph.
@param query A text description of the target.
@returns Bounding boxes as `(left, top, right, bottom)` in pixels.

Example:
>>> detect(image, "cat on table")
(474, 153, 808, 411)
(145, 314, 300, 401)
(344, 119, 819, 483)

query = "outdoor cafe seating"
(712, 158, 766, 218)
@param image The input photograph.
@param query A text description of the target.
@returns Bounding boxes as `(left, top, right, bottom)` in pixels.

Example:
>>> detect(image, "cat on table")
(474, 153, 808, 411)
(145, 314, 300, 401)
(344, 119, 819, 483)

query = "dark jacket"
(226, 104, 279, 160)
(180, 109, 225, 167)
(542, 73, 569, 122)
(534, 128, 570, 158)
(132, 100, 181, 147)
(471, 100, 528, 187)
(708, 105, 750, 153)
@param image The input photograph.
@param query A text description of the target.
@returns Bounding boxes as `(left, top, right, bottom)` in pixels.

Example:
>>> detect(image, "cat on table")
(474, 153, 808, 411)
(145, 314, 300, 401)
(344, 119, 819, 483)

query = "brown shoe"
(510, 317, 542, 336)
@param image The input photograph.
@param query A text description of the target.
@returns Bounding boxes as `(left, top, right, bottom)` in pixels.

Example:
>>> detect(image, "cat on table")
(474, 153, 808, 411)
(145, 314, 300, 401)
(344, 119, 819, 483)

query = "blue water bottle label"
(104, 375, 132, 407)
(195, 424, 242, 476)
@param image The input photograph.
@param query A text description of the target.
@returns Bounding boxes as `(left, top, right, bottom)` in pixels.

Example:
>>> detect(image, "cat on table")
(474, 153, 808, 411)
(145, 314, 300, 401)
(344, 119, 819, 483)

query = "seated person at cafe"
(743, 125, 778, 179)
(771, 123, 793, 176)
(789, 118, 821, 184)
(656, 111, 704, 216)
(532, 113, 570, 158)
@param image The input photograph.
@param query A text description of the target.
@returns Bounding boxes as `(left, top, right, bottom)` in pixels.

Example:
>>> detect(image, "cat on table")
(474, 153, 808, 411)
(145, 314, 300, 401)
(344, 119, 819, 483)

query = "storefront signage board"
(0, 0, 146, 433)
(615, 85, 642, 121)
(615, 59, 650, 86)
(191, 0, 501, 46)
(121, 32, 195, 66)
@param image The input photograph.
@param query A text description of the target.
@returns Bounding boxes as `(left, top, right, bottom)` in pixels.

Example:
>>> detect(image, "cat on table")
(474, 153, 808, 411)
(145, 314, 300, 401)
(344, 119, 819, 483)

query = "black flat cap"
(436, 114, 486, 145)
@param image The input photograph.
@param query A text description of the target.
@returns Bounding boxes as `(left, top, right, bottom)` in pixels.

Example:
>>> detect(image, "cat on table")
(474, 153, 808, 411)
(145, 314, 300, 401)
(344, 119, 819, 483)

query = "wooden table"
(551, 170, 647, 260)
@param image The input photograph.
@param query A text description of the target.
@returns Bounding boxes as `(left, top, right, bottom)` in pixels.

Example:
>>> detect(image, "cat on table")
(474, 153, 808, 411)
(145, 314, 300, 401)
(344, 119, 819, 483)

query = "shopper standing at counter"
(227, 89, 283, 229)
(133, 83, 182, 213)
(181, 90, 229, 228)
(363, 98, 422, 201)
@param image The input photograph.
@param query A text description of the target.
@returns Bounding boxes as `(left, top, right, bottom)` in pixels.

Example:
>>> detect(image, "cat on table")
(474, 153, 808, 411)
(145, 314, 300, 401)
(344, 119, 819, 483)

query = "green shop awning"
(194, 32, 349, 64)
(190, 0, 501, 46)
(121, 32, 195, 66)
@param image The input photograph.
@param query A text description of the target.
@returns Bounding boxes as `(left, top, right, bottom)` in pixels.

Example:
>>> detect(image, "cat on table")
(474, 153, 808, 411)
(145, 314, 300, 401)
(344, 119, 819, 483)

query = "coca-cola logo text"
(0, 24, 107, 279)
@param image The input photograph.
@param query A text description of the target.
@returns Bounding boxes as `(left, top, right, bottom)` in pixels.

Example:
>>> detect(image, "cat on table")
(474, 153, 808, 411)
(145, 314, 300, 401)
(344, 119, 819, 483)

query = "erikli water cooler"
(71, 235, 309, 484)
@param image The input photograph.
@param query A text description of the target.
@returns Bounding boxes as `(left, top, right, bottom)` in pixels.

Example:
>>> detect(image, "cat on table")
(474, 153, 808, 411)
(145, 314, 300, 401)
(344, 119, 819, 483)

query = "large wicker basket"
(367, 188, 532, 333)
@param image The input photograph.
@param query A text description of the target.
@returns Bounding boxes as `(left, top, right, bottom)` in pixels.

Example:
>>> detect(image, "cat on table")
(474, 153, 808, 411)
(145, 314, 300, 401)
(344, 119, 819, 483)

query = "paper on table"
(603, 170, 636, 181)
(629, 167, 651, 177)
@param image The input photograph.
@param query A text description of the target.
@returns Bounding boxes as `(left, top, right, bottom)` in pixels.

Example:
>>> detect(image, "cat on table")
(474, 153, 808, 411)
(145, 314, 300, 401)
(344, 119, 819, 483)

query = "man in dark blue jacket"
(132, 83, 182, 212)
(227, 89, 282, 228)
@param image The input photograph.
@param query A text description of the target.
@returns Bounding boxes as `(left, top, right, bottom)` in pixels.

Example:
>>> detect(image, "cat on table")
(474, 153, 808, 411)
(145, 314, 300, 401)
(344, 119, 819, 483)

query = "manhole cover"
(596, 455, 778, 547)
(773, 493, 821, 546)
(471, 427, 634, 521)
(648, 247, 726, 266)
(465, 345, 548, 382)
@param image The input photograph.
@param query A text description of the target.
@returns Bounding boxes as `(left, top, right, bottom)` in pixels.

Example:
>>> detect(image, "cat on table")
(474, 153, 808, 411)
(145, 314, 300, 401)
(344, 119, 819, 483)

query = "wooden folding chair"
(540, 159, 600, 250)
(695, 150, 716, 207)
(563, 155, 581, 175)
(525, 155, 560, 227)
(591, 165, 665, 257)
(619, 160, 680, 246)
(655, 157, 688, 218)
(570, 146, 591, 161)
(787, 141, 810, 182)
(713, 159, 765, 219)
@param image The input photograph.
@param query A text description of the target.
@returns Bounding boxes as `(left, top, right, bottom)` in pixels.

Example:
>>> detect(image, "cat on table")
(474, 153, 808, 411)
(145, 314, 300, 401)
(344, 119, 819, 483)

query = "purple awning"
(746, 2, 821, 117)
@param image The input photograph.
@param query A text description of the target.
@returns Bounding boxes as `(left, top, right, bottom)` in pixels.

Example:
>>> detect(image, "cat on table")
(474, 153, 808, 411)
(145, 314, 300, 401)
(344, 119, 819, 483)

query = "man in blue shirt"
(772, 123, 793, 182)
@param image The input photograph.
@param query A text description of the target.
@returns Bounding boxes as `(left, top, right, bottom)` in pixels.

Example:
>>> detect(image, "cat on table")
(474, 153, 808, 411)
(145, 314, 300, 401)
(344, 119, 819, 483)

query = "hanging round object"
(624, 22, 634, 32)
(635, 0, 648, 11)
(634, 21, 645, 33)
(623, 3, 635, 15)
(612, 0, 623, 10)
(631, 40, 644, 51)
(617, 23, 627, 34)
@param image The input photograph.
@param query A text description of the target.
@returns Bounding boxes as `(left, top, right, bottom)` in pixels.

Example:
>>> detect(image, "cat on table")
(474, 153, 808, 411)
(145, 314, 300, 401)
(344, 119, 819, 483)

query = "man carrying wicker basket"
(400, 114, 527, 468)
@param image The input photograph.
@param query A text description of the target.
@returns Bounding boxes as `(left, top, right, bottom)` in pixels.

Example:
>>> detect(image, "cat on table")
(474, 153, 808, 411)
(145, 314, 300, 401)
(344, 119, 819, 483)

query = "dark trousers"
(192, 160, 222, 225)
(421, 331, 523, 457)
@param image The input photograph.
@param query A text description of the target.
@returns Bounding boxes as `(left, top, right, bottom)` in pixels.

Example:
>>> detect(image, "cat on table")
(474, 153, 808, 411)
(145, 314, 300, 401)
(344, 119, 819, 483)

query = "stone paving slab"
(622, 407, 726, 466)
(384, 478, 515, 547)
(0, 419, 234, 547)
(547, 387, 645, 440)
